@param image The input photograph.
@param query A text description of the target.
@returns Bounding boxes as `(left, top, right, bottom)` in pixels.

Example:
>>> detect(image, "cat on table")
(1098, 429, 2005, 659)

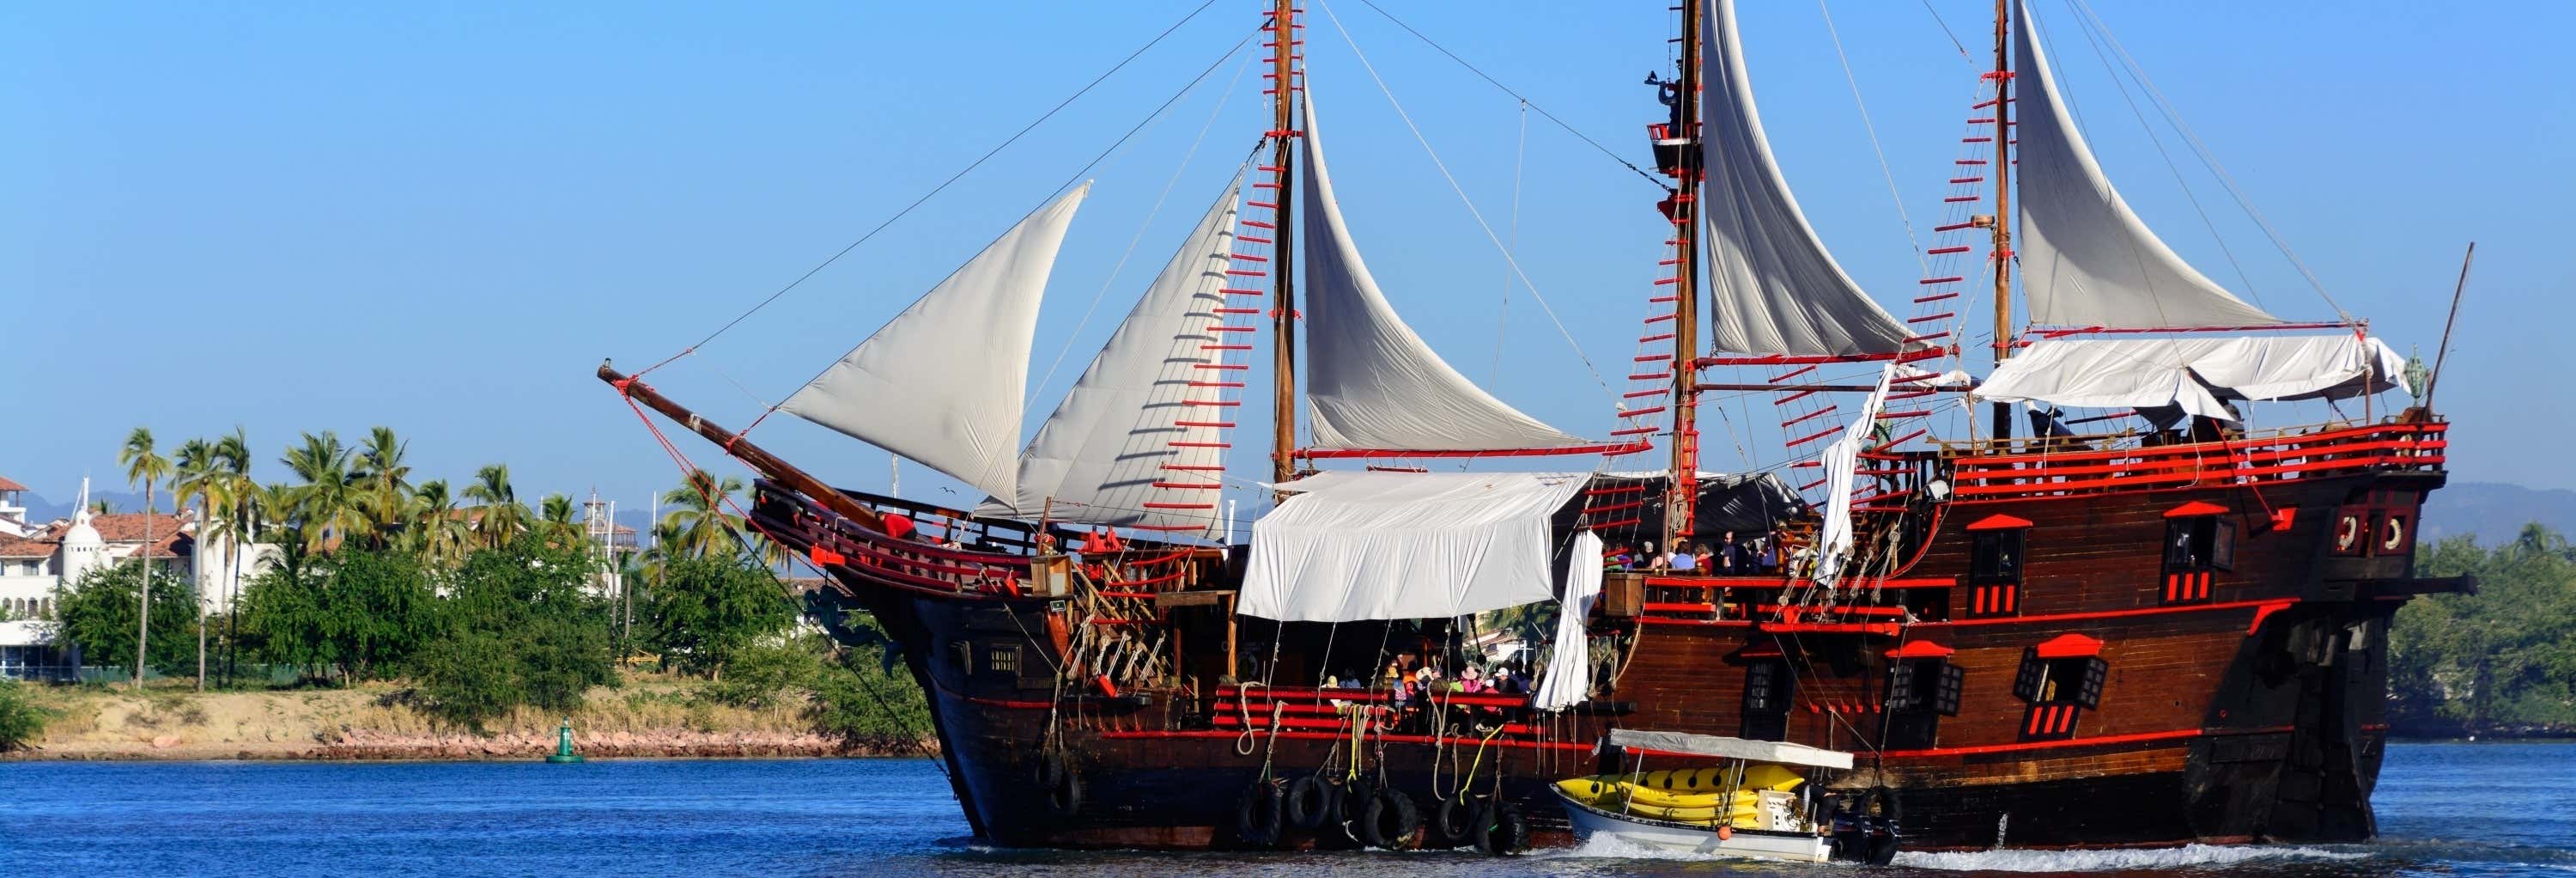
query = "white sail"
(2012, 0, 2280, 329)
(781, 185, 1090, 502)
(1299, 95, 1593, 453)
(980, 173, 1244, 531)
(1698, 0, 1915, 358)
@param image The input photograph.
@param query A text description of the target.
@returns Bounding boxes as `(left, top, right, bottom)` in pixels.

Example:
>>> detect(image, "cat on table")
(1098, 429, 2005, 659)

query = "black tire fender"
(1359, 786, 1421, 850)
(1284, 776, 1332, 831)
(1236, 778, 1285, 847)
(1035, 752, 1081, 819)
(1427, 796, 1473, 848)
(1468, 799, 1531, 856)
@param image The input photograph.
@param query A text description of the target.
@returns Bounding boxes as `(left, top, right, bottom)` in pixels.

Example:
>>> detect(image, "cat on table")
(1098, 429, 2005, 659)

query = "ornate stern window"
(2013, 634, 2106, 741)
(1884, 641, 1964, 749)
(1965, 514, 2032, 617)
(2160, 501, 2234, 604)
(1738, 644, 1795, 742)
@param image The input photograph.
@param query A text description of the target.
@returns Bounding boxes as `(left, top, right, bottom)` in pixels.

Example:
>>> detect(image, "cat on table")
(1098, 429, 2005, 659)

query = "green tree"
(414, 541, 614, 729)
(409, 479, 475, 566)
(643, 554, 797, 680)
(210, 428, 257, 686)
(659, 470, 746, 559)
(538, 492, 580, 549)
(118, 427, 172, 686)
(462, 464, 526, 550)
(282, 431, 368, 554)
(0, 678, 50, 753)
(173, 436, 221, 690)
(355, 426, 413, 549)
(52, 562, 199, 679)
(234, 548, 440, 684)
(2392, 523, 2576, 734)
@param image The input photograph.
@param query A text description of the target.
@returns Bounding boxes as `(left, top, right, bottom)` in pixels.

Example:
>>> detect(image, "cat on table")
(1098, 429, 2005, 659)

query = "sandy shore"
(7, 682, 933, 761)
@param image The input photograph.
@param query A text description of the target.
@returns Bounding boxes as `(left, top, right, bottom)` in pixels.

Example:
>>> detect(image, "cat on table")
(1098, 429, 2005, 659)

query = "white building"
(0, 476, 282, 680)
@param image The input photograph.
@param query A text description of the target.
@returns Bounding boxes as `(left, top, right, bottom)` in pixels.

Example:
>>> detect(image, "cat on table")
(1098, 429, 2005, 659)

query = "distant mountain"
(18, 489, 164, 523)
(2420, 481, 2576, 546)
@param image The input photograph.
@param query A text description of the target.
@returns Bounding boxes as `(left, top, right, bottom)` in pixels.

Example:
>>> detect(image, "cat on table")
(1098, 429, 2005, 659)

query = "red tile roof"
(87, 514, 191, 544)
(0, 534, 49, 558)
(0, 475, 27, 492)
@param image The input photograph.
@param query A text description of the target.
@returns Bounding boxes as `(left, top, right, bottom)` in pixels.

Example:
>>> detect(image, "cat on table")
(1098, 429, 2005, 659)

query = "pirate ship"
(602, 0, 2466, 854)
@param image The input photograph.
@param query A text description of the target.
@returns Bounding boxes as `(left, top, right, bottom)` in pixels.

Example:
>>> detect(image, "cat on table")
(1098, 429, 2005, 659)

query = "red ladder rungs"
(1649, 295, 1681, 303)
(1774, 388, 1821, 405)
(1955, 159, 1989, 166)
(1241, 220, 1277, 229)
(1174, 420, 1236, 428)
(1942, 195, 1980, 203)
(1927, 246, 1971, 255)
(1623, 389, 1667, 399)
(1781, 405, 1839, 428)
(1947, 177, 1984, 185)
(1628, 371, 1673, 381)
(1201, 344, 1252, 351)
(1142, 502, 1217, 510)
(1248, 201, 1279, 209)
(1908, 312, 1956, 324)
(1195, 363, 1249, 370)
(1619, 406, 1668, 418)
(1915, 291, 1960, 304)
(1224, 269, 1267, 277)
(1634, 353, 1672, 362)
(1151, 482, 1224, 490)
(1214, 307, 1262, 314)
(1218, 287, 1264, 296)
(1643, 313, 1678, 323)
(1211, 325, 1257, 332)
(1799, 477, 1830, 491)
(1188, 381, 1247, 388)
(1232, 253, 1270, 263)
(1876, 409, 1932, 419)
(1771, 364, 1820, 382)
(1182, 400, 1242, 407)
(1163, 464, 1226, 472)
(1640, 332, 1675, 343)
(1784, 424, 1841, 448)
(1238, 235, 1273, 245)
(1919, 276, 1965, 284)
(1609, 426, 1660, 437)
(1170, 441, 1230, 448)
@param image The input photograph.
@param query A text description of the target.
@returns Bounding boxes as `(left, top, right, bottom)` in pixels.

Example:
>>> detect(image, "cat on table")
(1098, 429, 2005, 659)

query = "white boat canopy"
(1974, 334, 2404, 421)
(783, 185, 1091, 503)
(2011, 0, 2281, 330)
(1607, 728, 1856, 771)
(1237, 471, 1589, 623)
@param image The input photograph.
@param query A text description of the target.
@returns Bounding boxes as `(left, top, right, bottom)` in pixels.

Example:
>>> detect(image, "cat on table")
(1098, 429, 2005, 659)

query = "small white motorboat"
(1555, 729, 1893, 864)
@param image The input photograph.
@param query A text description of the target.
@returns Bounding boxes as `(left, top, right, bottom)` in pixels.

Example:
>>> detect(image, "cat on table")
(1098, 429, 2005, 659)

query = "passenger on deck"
(1668, 544, 1698, 573)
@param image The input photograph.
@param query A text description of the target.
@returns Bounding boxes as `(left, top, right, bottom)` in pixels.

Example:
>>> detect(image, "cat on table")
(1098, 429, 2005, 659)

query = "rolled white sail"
(981, 173, 1245, 531)
(1812, 363, 1899, 588)
(1973, 334, 2404, 421)
(1698, 0, 1915, 358)
(782, 185, 1090, 502)
(1299, 95, 1594, 454)
(2012, 0, 2280, 329)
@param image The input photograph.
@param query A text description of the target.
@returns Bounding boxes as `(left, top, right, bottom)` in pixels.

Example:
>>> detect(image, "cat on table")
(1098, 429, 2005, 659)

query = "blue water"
(3, 743, 2569, 876)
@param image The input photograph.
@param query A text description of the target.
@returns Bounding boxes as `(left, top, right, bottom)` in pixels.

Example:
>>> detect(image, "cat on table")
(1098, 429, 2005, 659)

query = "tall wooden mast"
(1662, 0, 1706, 556)
(1268, 0, 1301, 491)
(1987, 0, 2016, 440)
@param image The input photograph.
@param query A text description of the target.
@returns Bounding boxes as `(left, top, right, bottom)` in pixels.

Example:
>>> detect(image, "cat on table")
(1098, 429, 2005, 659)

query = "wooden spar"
(1664, 0, 1706, 555)
(1697, 382, 1976, 394)
(597, 361, 887, 532)
(1268, 0, 1299, 497)
(2420, 241, 2474, 412)
(1988, 0, 2016, 442)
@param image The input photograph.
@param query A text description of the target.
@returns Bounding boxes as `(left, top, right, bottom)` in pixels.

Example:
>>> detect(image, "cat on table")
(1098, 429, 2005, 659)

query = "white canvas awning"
(1974, 335, 2404, 421)
(1607, 728, 1855, 770)
(1237, 471, 1589, 623)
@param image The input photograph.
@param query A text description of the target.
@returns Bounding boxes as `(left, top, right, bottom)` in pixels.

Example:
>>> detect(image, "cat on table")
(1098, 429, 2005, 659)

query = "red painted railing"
(1946, 421, 2445, 500)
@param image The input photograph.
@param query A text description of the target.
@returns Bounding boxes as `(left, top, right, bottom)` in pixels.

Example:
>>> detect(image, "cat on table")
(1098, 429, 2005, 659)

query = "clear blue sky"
(4, 1, 2567, 516)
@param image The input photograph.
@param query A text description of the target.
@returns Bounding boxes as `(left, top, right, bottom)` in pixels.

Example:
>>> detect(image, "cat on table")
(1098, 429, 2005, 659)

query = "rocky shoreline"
(12, 729, 937, 761)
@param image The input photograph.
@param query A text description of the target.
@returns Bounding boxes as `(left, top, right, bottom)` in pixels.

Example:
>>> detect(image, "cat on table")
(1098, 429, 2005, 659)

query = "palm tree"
(660, 469, 747, 559)
(173, 437, 220, 691)
(410, 479, 474, 566)
(538, 493, 580, 549)
(280, 431, 367, 553)
(212, 428, 254, 685)
(355, 426, 412, 549)
(119, 427, 171, 686)
(462, 463, 527, 550)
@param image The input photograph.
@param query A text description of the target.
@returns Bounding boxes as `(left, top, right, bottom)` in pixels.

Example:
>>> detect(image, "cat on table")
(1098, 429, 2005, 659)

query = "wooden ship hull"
(620, 361, 2455, 851)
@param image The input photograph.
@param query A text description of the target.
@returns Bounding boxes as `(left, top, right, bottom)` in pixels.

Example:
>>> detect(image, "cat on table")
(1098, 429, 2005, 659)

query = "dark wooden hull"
(736, 422, 2457, 852)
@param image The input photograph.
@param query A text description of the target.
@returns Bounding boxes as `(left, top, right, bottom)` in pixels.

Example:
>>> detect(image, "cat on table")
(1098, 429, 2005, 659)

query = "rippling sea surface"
(4, 742, 2567, 877)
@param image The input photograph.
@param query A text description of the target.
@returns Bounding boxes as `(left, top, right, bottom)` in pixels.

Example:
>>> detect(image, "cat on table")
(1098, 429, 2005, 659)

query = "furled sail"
(977, 173, 1244, 531)
(781, 185, 1090, 502)
(1974, 334, 2404, 421)
(1298, 95, 1594, 453)
(2012, 0, 2280, 329)
(1697, 0, 1915, 358)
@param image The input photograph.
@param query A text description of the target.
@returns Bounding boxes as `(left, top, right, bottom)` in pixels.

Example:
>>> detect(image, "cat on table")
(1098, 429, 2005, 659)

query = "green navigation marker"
(546, 717, 586, 764)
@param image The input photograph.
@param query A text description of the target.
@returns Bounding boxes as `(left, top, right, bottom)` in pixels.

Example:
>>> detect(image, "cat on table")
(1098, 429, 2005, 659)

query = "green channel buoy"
(546, 717, 586, 764)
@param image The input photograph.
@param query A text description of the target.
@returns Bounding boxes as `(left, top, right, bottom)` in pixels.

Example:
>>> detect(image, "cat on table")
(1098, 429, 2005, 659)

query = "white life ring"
(2381, 515, 2407, 553)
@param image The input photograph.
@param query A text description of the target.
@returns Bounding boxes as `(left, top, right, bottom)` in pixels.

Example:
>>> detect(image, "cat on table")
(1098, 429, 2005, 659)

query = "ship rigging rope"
(2061, 0, 2351, 324)
(1814, 0, 1931, 277)
(1349, 0, 1669, 192)
(629, 0, 1236, 380)
(1315, 0, 1615, 403)
(1027, 58, 1261, 404)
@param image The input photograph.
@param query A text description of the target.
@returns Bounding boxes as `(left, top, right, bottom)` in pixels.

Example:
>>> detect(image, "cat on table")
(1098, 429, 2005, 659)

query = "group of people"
(1602, 529, 1788, 576)
(1321, 656, 1528, 734)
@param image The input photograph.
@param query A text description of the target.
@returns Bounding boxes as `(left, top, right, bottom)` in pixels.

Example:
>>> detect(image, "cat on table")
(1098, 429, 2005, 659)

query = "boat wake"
(1894, 843, 2367, 872)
